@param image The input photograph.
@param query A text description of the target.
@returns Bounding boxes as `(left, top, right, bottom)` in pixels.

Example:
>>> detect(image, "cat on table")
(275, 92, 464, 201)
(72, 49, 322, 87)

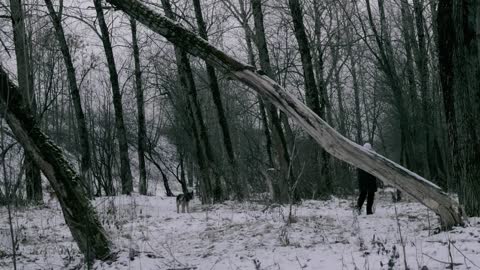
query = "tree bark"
(450, 0, 480, 216)
(93, 0, 133, 195)
(0, 67, 111, 261)
(10, 0, 42, 203)
(44, 0, 93, 196)
(106, 0, 463, 228)
(130, 18, 148, 195)
(438, 0, 459, 194)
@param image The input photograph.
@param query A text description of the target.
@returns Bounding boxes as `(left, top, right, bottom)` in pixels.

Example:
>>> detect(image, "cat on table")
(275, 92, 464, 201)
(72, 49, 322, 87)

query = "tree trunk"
(10, 0, 42, 203)
(178, 154, 190, 195)
(289, 0, 332, 194)
(313, 1, 329, 121)
(93, 0, 133, 195)
(429, 1, 449, 188)
(400, 0, 420, 162)
(366, 0, 418, 171)
(288, 0, 321, 114)
(106, 0, 463, 228)
(438, 0, 460, 195)
(45, 0, 93, 196)
(145, 151, 174, 197)
(238, 0, 275, 171)
(161, 0, 218, 202)
(159, 166, 173, 197)
(251, 0, 292, 202)
(451, 0, 480, 216)
(331, 33, 346, 136)
(192, 0, 243, 200)
(345, 24, 362, 144)
(0, 68, 111, 261)
(412, 0, 439, 184)
(312, 1, 333, 195)
(130, 18, 148, 195)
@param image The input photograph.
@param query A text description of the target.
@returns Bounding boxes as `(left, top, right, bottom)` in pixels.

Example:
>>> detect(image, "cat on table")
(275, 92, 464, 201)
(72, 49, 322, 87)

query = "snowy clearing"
(1, 191, 479, 270)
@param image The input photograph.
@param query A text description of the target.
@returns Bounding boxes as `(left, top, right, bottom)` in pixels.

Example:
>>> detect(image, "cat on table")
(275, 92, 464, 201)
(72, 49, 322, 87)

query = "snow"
(1, 191, 480, 270)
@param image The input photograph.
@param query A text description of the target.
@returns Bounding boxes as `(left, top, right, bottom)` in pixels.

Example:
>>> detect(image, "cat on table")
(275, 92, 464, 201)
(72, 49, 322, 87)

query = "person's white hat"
(363, 143, 372, 150)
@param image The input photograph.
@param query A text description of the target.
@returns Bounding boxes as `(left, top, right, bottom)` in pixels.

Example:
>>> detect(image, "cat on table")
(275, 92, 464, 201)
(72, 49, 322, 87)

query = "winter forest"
(0, 0, 480, 269)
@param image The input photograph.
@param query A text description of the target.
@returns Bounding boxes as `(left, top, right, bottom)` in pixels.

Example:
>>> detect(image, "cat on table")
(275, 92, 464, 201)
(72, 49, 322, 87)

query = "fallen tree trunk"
(108, 0, 463, 228)
(0, 67, 111, 261)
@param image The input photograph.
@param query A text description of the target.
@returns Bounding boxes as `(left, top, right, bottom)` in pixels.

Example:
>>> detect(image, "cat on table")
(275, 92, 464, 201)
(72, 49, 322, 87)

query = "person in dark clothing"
(356, 143, 378, 215)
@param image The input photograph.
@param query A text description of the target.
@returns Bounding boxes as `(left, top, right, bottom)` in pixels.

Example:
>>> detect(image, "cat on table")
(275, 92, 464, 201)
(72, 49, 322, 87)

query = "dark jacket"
(358, 169, 377, 192)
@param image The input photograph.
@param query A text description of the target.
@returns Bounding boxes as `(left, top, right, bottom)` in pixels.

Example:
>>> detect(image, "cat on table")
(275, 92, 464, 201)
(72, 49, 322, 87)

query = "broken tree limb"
(106, 0, 463, 229)
(0, 67, 112, 261)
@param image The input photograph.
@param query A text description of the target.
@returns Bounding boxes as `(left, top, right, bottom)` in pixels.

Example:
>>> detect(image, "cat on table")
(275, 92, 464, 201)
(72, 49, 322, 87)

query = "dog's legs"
(176, 201, 180, 213)
(186, 202, 189, 213)
(181, 202, 186, 213)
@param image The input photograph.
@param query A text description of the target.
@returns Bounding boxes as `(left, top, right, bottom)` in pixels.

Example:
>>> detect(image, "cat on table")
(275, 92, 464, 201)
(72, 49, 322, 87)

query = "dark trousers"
(357, 190, 375, 214)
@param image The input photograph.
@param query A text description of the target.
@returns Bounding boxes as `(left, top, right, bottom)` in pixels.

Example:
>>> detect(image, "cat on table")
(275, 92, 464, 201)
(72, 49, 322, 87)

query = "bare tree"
(364, 0, 420, 172)
(9, 0, 42, 203)
(251, 0, 293, 202)
(44, 0, 93, 196)
(0, 67, 111, 261)
(93, 0, 133, 194)
(288, 0, 332, 194)
(161, 0, 219, 202)
(192, 0, 243, 199)
(440, 0, 480, 216)
(130, 18, 148, 195)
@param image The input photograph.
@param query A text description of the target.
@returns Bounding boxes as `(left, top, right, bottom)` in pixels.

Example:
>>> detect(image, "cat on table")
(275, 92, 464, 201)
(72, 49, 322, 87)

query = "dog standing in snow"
(176, 191, 194, 213)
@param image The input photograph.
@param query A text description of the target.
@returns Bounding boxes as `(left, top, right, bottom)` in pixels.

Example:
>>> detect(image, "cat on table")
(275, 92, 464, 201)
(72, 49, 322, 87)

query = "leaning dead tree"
(0, 67, 111, 261)
(105, 0, 463, 228)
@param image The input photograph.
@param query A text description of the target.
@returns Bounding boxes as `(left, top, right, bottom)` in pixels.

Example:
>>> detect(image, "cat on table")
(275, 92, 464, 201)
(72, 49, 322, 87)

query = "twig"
(209, 257, 221, 270)
(6, 202, 17, 270)
(426, 209, 432, 236)
(422, 253, 462, 266)
(448, 235, 454, 269)
(296, 256, 305, 269)
(1, 112, 17, 270)
(450, 241, 480, 269)
(394, 202, 408, 270)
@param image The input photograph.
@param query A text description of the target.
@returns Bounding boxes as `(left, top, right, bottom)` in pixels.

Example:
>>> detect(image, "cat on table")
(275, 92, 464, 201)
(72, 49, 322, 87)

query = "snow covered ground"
(1, 191, 479, 270)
